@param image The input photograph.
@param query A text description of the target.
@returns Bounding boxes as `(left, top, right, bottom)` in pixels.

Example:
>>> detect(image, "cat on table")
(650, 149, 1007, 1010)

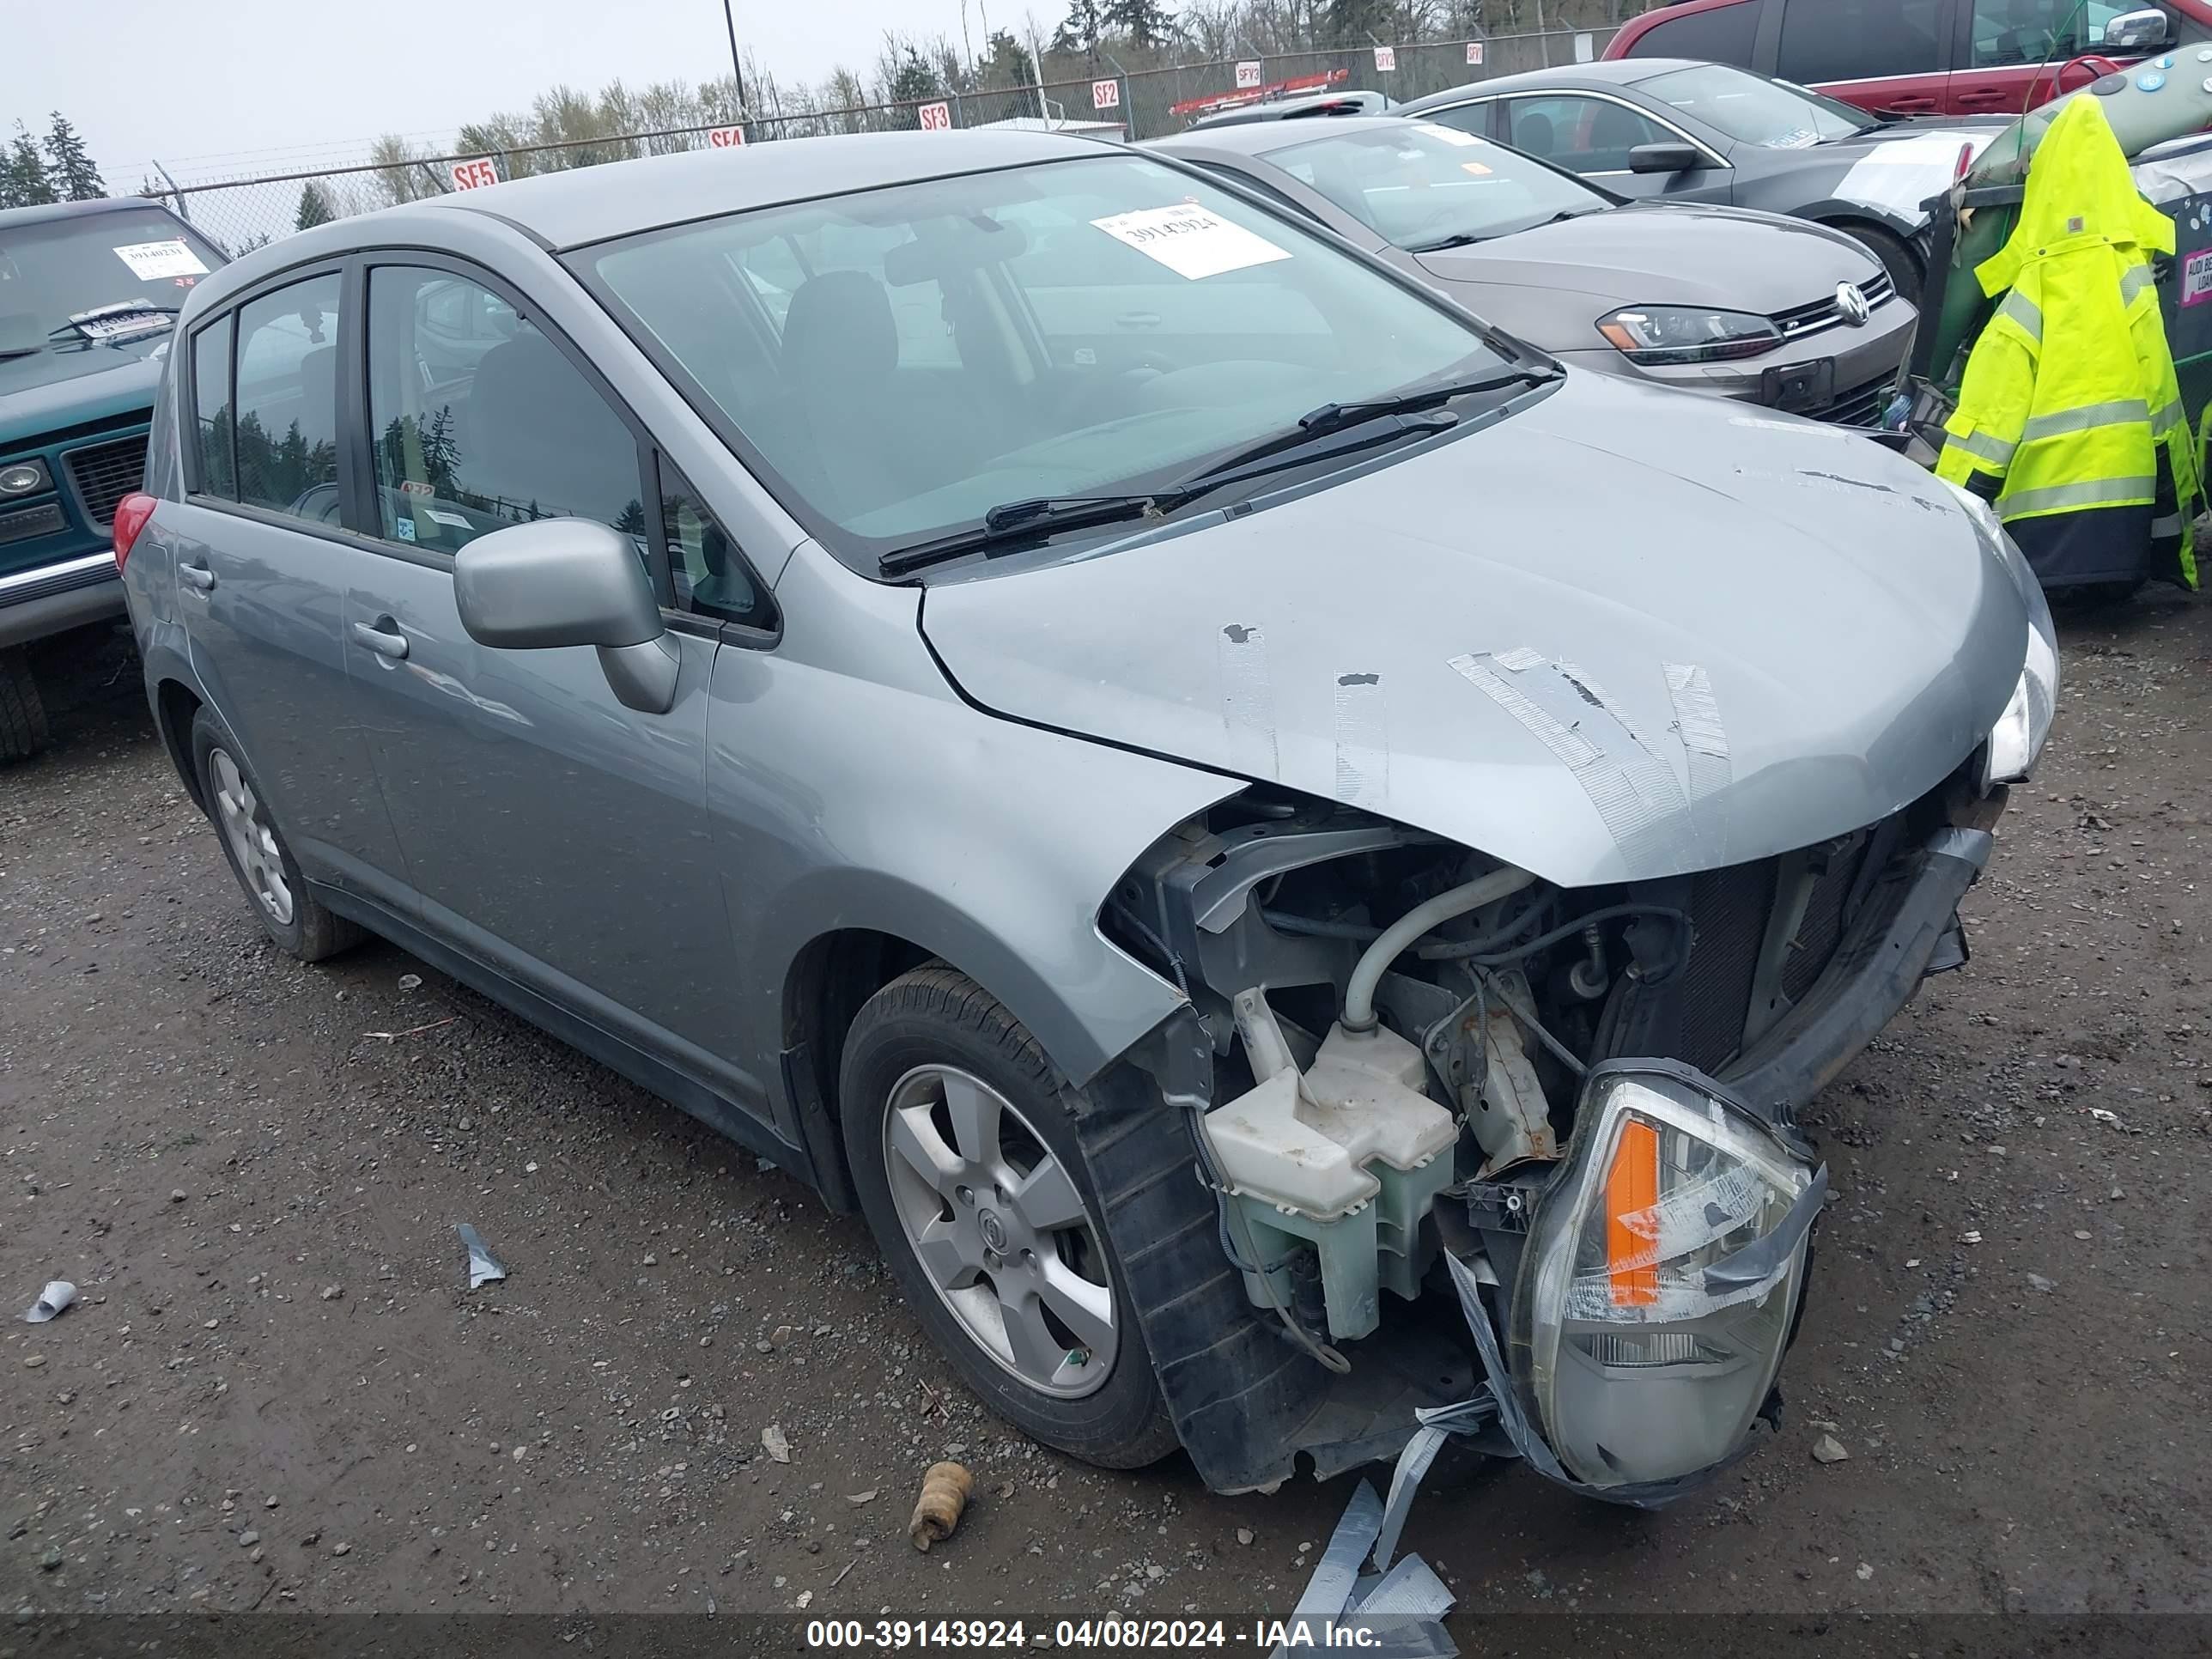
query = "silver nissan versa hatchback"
(119, 131, 2056, 1501)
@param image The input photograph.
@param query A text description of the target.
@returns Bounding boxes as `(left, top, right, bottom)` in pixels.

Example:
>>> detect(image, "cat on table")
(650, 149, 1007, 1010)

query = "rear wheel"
(1842, 223, 1921, 306)
(0, 646, 51, 763)
(190, 708, 364, 963)
(841, 965, 1177, 1468)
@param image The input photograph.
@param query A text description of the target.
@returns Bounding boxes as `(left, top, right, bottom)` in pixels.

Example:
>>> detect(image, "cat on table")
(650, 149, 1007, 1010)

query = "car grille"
(1599, 826, 1881, 1077)
(1815, 373, 1895, 428)
(1771, 269, 1895, 343)
(62, 434, 149, 530)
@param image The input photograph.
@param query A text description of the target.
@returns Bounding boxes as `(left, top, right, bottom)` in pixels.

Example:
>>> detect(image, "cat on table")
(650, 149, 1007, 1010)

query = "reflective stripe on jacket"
(1936, 95, 2198, 589)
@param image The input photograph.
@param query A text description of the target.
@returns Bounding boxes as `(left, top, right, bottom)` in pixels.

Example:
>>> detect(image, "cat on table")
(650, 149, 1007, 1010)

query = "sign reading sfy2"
(449, 158, 499, 191)
(1374, 45, 1396, 72)
(1466, 41, 1485, 65)
(1092, 78, 1121, 111)
(708, 125, 745, 149)
(918, 100, 953, 131)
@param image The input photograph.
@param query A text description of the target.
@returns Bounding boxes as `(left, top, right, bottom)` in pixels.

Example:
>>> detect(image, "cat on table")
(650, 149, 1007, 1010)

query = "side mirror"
(454, 518, 679, 715)
(2102, 8, 2172, 51)
(1627, 141, 1703, 175)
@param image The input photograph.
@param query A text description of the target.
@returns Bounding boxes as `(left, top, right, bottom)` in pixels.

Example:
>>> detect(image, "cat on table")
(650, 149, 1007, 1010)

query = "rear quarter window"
(1632, 0, 1765, 64)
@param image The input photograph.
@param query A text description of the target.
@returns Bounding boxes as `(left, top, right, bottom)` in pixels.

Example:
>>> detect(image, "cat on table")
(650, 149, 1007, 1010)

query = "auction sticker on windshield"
(1416, 122, 1485, 147)
(112, 240, 209, 281)
(1090, 206, 1291, 279)
(73, 310, 170, 341)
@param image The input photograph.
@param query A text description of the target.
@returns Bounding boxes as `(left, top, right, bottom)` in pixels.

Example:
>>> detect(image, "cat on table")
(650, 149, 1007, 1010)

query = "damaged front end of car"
(1086, 769, 2007, 1500)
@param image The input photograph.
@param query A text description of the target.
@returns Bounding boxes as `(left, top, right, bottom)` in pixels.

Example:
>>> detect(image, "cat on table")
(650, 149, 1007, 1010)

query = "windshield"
(581, 151, 1508, 570)
(0, 208, 223, 373)
(1634, 64, 1875, 147)
(1264, 122, 1610, 249)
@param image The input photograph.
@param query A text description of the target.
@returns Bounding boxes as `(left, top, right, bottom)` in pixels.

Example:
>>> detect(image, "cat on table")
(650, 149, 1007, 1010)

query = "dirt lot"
(3, 600, 2209, 1644)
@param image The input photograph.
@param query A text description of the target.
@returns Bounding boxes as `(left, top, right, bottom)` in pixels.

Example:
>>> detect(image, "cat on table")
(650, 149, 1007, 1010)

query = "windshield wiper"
(1407, 229, 1487, 252)
(1220, 365, 1557, 457)
(879, 494, 1171, 576)
(0, 343, 44, 361)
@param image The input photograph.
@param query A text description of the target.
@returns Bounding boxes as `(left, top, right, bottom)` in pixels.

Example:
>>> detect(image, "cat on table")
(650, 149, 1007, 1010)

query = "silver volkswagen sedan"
(116, 130, 2054, 1501)
(1149, 116, 1913, 425)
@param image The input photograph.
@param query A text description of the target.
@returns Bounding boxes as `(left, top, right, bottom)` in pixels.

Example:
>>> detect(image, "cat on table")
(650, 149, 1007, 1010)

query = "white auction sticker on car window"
(1090, 206, 1291, 279)
(75, 310, 171, 341)
(112, 240, 210, 280)
(1415, 122, 1485, 147)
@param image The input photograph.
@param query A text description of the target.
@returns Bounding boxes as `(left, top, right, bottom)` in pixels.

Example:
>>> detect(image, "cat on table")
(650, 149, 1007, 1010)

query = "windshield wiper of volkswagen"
(879, 493, 1176, 576)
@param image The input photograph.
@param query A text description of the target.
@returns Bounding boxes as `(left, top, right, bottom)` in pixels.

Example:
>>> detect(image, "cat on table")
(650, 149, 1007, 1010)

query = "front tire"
(841, 965, 1177, 1469)
(190, 708, 364, 963)
(1842, 222, 1921, 306)
(0, 646, 51, 763)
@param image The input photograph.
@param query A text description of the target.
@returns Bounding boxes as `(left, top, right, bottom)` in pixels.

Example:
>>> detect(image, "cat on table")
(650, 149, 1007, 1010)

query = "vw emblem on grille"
(1835, 282, 1873, 326)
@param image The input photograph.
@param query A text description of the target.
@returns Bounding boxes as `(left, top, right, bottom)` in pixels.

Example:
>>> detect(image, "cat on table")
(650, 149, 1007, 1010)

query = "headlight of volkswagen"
(1595, 305, 1782, 365)
(1509, 1064, 1824, 1490)
(1939, 477, 2060, 787)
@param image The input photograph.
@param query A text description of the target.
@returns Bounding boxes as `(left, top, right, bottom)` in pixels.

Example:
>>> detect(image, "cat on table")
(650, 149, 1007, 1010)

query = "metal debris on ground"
(456, 1223, 507, 1289)
(1268, 1478, 1456, 1659)
(908, 1461, 973, 1553)
(363, 1018, 458, 1041)
(20, 1280, 76, 1324)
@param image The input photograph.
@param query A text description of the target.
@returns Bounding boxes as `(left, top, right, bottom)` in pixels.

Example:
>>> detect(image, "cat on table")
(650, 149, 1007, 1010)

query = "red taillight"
(112, 492, 156, 571)
(1954, 140, 1976, 184)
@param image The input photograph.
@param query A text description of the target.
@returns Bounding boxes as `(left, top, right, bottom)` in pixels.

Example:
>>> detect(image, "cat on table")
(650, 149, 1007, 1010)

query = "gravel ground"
(2, 603, 2209, 1637)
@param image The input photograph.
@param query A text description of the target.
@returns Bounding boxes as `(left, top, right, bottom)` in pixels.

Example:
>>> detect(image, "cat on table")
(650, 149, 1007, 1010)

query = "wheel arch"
(154, 675, 207, 811)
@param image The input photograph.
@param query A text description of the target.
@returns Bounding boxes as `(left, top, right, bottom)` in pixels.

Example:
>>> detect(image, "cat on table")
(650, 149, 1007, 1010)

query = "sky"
(1, 0, 1036, 185)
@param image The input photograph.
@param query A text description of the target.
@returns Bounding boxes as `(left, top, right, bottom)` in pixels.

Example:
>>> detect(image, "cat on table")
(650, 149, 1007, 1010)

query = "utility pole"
(721, 0, 750, 136)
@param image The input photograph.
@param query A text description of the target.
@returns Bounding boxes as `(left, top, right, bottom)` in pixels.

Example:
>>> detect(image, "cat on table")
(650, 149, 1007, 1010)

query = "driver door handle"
(178, 561, 216, 592)
(352, 619, 410, 660)
(1116, 311, 1163, 328)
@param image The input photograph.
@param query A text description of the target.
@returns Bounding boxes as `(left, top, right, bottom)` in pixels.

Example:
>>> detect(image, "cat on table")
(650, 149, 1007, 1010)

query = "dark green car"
(1, 197, 225, 759)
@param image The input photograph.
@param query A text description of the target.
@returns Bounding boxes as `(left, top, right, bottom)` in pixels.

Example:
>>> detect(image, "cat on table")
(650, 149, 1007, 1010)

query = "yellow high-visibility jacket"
(1936, 94, 2197, 590)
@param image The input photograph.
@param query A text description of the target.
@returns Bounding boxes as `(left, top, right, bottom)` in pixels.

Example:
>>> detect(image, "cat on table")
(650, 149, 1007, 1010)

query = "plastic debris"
(908, 1461, 973, 1552)
(1268, 1479, 1455, 1659)
(20, 1281, 75, 1324)
(762, 1424, 792, 1464)
(1812, 1434, 1850, 1465)
(456, 1224, 507, 1289)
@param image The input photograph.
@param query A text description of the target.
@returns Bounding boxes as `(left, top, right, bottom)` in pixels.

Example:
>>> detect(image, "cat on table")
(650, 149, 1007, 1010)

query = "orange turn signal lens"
(1605, 1119, 1660, 1308)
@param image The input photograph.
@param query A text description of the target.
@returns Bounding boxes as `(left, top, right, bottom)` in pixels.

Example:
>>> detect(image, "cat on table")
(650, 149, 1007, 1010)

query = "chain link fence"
(148, 29, 1616, 258)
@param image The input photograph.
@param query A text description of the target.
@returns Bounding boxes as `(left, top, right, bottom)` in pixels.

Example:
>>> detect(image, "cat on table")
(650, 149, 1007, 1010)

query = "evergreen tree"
(1102, 0, 1176, 50)
(42, 113, 103, 200)
(975, 28, 1036, 86)
(887, 46, 944, 127)
(1053, 0, 1103, 53)
(295, 181, 334, 230)
(1322, 0, 1395, 45)
(2, 123, 56, 209)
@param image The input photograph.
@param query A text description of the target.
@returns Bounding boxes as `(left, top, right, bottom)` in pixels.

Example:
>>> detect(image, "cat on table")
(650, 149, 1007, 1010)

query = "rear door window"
(1632, 0, 1765, 64)
(1777, 0, 1948, 82)
(232, 273, 343, 522)
(188, 314, 234, 499)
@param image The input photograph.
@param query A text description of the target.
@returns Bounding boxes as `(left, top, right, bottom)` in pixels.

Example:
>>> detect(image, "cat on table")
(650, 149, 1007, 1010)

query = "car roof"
(1189, 89, 1391, 129)
(0, 196, 185, 232)
(419, 129, 1115, 251)
(1398, 58, 1699, 107)
(1153, 112, 1419, 158)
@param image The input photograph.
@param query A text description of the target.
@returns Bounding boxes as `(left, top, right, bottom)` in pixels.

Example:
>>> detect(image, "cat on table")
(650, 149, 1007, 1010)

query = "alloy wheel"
(208, 747, 294, 927)
(880, 1065, 1119, 1399)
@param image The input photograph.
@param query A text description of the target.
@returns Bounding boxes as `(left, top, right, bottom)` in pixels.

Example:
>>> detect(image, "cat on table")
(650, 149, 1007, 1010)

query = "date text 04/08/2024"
(805, 1619, 1401, 1648)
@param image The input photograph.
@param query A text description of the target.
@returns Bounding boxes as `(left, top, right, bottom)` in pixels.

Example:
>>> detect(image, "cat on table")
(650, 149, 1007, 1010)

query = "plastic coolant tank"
(1203, 1020, 1457, 1220)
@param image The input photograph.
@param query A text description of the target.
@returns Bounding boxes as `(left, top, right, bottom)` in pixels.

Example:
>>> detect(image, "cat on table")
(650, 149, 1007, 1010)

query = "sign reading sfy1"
(1235, 59, 1263, 89)
(918, 100, 953, 131)
(449, 158, 499, 191)
(1466, 40, 1485, 65)
(707, 125, 745, 148)
(1092, 78, 1121, 111)
(1374, 45, 1397, 72)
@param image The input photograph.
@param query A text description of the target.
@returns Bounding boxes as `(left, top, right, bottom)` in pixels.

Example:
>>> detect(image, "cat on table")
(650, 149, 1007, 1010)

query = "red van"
(1605, 0, 2203, 115)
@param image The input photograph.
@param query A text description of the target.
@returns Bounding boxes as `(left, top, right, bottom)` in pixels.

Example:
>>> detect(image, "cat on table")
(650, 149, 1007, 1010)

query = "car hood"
(1413, 202, 1879, 313)
(918, 372, 2027, 888)
(0, 346, 165, 449)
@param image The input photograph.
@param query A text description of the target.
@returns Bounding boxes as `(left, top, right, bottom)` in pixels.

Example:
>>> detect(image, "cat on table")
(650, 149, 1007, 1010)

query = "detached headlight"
(0, 459, 49, 496)
(1939, 477, 2060, 787)
(1595, 305, 1782, 365)
(1510, 1064, 1824, 1490)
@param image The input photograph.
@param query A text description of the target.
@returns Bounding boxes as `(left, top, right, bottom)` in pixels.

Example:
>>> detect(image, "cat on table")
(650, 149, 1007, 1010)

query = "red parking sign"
(918, 100, 952, 131)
